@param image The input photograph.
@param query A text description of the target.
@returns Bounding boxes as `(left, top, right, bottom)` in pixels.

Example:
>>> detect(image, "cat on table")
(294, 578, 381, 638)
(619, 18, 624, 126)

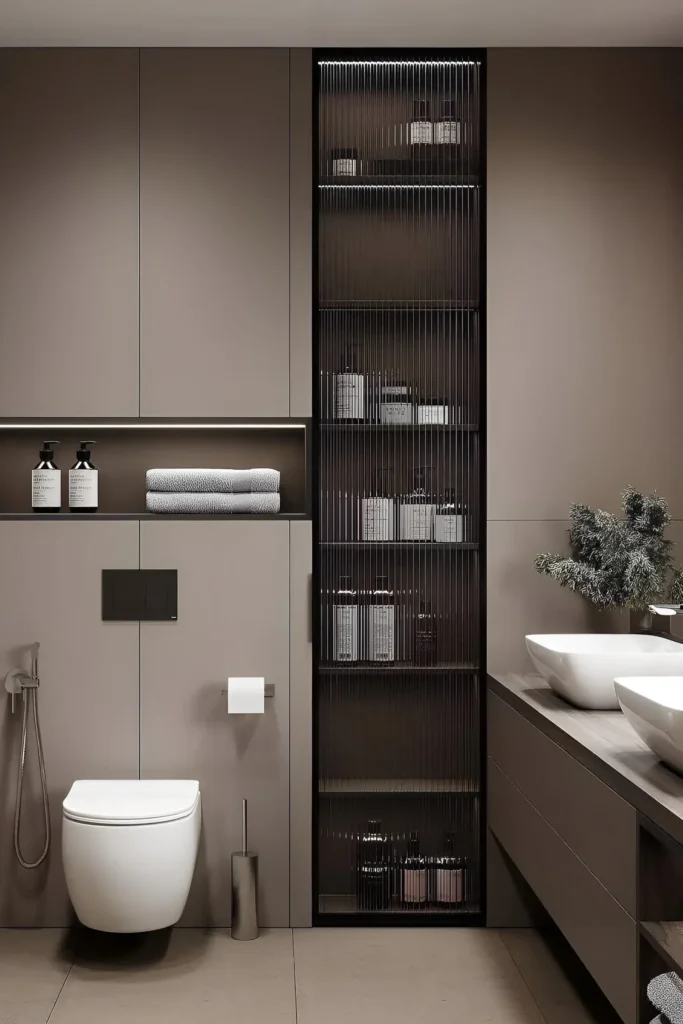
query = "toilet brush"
(231, 799, 258, 940)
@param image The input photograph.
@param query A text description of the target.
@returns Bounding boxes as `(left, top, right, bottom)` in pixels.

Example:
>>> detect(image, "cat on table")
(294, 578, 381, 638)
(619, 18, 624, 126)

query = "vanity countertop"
(488, 672, 683, 847)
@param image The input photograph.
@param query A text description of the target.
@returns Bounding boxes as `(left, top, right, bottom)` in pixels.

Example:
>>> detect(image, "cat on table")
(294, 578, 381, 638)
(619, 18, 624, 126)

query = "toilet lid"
(63, 780, 200, 825)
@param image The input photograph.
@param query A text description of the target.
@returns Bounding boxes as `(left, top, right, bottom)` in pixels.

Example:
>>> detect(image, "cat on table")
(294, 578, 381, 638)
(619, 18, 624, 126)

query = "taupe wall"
(486, 47, 683, 927)
(487, 48, 683, 676)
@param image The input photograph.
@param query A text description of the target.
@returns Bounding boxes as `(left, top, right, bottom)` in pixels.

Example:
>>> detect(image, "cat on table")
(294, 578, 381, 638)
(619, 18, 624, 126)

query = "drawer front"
(488, 692, 636, 915)
(489, 760, 637, 1024)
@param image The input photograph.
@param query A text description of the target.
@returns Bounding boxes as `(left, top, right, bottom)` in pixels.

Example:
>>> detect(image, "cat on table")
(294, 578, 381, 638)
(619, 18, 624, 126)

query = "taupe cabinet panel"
(489, 760, 637, 1024)
(139, 49, 291, 417)
(0, 50, 140, 417)
(489, 693, 637, 915)
(289, 520, 312, 926)
(139, 521, 291, 927)
(0, 522, 140, 926)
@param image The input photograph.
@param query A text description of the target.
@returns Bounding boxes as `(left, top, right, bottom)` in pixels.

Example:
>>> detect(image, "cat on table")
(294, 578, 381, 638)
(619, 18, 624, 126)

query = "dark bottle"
(431, 833, 466, 907)
(31, 441, 61, 513)
(357, 819, 391, 911)
(400, 831, 427, 906)
(69, 441, 98, 513)
(414, 600, 437, 665)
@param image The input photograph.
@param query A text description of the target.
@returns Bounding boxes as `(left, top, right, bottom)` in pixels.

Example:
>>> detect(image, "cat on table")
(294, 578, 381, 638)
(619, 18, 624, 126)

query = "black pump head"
(40, 440, 60, 458)
(77, 440, 97, 458)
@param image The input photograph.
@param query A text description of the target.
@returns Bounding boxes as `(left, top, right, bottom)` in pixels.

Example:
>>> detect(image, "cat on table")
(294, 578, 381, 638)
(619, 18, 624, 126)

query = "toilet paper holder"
(221, 683, 275, 698)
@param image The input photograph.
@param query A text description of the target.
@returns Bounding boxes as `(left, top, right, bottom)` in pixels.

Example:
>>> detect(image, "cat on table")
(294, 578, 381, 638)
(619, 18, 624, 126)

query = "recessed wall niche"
(0, 421, 309, 517)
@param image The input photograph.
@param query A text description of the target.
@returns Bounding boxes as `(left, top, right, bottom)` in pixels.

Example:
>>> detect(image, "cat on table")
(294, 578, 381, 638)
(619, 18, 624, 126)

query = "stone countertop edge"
(488, 672, 683, 849)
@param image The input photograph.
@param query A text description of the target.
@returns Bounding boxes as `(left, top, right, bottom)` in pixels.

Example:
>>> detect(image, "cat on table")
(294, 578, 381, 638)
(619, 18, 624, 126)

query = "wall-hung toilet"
(62, 779, 201, 933)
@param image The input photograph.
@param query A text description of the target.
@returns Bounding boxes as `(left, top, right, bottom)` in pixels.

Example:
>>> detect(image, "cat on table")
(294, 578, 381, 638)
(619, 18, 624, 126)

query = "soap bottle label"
(334, 374, 365, 420)
(435, 514, 464, 543)
(333, 606, 359, 662)
(32, 469, 61, 508)
(361, 497, 395, 541)
(435, 121, 461, 144)
(69, 471, 98, 508)
(367, 606, 395, 662)
(399, 503, 435, 541)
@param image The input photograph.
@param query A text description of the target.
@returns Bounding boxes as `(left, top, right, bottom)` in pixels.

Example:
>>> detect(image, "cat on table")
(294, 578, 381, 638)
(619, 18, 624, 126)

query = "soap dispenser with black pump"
(32, 441, 61, 513)
(69, 441, 98, 513)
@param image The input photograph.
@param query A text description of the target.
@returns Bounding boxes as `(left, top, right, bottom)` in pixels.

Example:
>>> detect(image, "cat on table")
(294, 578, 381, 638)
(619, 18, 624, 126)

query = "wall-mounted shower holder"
(5, 642, 40, 714)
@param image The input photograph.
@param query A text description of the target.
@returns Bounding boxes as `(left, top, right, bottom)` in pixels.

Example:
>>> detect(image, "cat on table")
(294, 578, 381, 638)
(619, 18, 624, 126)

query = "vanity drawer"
(488, 692, 636, 915)
(489, 760, 637, 1024)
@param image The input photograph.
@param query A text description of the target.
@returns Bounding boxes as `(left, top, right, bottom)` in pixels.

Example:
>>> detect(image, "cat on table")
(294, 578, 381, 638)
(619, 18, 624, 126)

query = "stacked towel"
(146, 468, 280, 516)
(648, 973, 683, 1023)
(146, 468, 280, 494)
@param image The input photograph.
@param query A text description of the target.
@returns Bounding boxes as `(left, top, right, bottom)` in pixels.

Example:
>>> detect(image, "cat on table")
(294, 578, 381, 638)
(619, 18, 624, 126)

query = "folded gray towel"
(648, 972, 683, 1023)
(146, 468, 280, 494)
(650, 1016, 668, 1024)
(146, 491, 281, 515)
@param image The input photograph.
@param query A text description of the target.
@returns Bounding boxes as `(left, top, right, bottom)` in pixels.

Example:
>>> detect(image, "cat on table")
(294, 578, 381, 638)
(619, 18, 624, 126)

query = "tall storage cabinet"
(314, 53, 485, 921)
(139, 49, 292, 418)
(0, 50, 140, 417)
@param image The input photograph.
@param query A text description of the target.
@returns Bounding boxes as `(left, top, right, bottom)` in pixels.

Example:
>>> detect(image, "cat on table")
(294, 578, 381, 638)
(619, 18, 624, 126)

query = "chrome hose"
(14, 687, 50, 869)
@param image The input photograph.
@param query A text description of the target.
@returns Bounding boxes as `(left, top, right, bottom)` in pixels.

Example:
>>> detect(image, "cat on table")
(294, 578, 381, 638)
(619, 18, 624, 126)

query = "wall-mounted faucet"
(640, 604, 683, 644)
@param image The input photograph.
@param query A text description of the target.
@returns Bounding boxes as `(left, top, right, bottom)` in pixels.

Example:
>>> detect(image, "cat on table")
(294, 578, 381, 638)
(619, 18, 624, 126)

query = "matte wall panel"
(290, 520, 313, 926)
(0, 49, 140, 417)
(0, 522, 140, 926)
(139, 49, 291, 418)
(289, 48, 313, 419)
(139, 521, 291, 927)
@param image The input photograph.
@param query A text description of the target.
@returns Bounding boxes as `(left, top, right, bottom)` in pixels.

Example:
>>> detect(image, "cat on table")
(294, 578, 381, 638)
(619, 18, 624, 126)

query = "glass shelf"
(318, 663, 478, 675)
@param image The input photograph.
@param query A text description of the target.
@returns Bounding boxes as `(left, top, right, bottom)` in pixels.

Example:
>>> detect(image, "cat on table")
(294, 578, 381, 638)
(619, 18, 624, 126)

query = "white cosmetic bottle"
(361, 468, 395, 541)
(69, 441, 98, 513)
(32, 441, 61, 513)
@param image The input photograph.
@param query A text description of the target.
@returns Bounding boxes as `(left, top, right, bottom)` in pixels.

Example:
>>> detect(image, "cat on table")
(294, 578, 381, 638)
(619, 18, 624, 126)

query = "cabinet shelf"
(318, 663, 478, 675)
(320, 423, 478, 432)
(318, 894, 479, 916)
(320, 176, 480, 188)
(319, 299, 479, 312)
(640, 921, 683, 975)
(0, 513, 309, 522)
(319, 778, 478, 795)
(320, 541, 478, 550)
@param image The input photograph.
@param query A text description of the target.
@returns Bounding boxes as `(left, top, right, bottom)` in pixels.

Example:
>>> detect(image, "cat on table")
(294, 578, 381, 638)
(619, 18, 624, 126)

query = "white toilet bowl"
(62, 779, 201, 933)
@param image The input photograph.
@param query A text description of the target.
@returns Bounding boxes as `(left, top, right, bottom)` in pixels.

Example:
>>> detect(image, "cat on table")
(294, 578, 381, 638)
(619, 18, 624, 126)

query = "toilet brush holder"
(231, 798, 258, 940)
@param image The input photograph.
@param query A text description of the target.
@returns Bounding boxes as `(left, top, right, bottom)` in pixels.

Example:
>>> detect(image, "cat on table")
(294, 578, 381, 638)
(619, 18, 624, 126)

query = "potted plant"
(535, 487, 683, 630)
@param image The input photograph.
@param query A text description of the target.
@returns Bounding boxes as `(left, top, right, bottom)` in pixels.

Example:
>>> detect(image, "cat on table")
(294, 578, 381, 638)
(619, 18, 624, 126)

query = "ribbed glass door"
(314, 53, 484, 921)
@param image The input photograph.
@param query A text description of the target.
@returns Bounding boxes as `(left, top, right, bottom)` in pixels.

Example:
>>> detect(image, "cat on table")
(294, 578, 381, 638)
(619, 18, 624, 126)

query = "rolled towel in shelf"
(146, 491, 281, 515)
(145, 468, 280, 494)
(647, 972, 683, 1023)
(650, 1016, 669, 1024)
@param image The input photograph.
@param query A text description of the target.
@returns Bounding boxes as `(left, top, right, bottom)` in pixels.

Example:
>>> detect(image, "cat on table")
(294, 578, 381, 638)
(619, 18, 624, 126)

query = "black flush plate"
(102, 569, 178, 621)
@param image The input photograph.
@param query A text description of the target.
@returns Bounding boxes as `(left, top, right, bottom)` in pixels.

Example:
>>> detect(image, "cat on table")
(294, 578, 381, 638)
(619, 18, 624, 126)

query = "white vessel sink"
(525, 634, 683, 710)
(615, 677, 683, 774)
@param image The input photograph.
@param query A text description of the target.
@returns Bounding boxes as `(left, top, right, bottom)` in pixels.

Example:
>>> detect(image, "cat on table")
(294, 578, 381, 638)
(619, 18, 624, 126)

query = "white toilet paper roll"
(228, 677, 265, 714)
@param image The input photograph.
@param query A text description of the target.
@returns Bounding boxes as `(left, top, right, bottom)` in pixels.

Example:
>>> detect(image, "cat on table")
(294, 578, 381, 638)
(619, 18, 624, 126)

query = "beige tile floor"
(0, 926, 617, 1024)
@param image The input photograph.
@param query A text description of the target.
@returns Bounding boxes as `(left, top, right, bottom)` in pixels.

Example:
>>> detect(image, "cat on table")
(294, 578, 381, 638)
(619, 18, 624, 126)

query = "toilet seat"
(63, 779, 200, 826)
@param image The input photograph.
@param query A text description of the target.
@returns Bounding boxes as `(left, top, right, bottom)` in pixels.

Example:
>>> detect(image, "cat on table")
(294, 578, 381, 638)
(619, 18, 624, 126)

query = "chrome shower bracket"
(5, 642, 40, 714)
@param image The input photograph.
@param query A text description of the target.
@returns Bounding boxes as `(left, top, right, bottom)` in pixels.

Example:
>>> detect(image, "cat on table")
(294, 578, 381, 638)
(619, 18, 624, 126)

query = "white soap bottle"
(69, 441, 98, 513)
(32, 441, 61, 513)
